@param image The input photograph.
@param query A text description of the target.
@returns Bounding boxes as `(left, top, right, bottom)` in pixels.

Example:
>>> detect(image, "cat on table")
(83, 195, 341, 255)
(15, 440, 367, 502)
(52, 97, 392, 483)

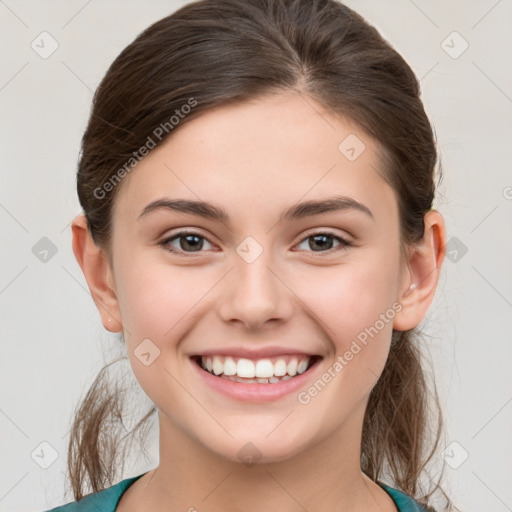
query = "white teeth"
(237, 358, 255, 378)
(223, 357, 237, 376)
(255, 359, 274, 378)
(274, 359, 287, 376)
(212, 356, 223, 375)
(297, 360, 309, 374)
(219, 374, 294, 384)
(199, 355, 313, 380)
(287, 359, 298, 376)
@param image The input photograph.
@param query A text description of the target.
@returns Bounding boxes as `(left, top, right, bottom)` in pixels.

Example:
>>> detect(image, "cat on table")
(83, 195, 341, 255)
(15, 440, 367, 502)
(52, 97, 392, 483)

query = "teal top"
(42, 473, 435, 511)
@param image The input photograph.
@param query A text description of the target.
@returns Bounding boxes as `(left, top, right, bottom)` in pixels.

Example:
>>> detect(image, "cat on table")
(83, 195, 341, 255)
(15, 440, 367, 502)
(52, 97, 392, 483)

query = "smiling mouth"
(191, 355, 321, 384)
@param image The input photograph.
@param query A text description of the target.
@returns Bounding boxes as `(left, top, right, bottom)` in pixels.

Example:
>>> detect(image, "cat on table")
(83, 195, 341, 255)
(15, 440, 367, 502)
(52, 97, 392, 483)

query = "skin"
(72, 90, 446, 512)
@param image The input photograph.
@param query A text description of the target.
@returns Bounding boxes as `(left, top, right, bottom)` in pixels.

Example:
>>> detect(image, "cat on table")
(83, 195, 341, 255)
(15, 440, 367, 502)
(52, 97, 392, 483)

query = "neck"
(122, 403, 397, 512)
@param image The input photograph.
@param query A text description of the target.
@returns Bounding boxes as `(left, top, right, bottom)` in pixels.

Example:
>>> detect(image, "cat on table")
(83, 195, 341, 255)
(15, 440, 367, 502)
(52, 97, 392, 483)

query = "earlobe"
(71, 214, 123, 333)
(393, 210, 446, 331)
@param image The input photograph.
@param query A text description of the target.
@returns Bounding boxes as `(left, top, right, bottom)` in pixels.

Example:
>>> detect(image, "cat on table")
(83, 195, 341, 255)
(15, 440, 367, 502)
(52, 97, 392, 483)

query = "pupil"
(310, 234, 333, 251)
(182, 234, 203, 251)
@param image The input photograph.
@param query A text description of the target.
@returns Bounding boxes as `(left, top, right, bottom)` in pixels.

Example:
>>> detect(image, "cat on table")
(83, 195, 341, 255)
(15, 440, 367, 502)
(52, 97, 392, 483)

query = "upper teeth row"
(201, 356, 311, 378)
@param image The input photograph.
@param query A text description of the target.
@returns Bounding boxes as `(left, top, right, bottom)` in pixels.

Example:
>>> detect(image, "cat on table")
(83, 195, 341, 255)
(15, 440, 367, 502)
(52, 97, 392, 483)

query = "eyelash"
(159, 230, 352, 257)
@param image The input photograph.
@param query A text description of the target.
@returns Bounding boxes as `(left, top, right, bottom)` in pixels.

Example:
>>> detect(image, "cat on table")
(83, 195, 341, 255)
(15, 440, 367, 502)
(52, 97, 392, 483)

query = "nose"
(217, 247, 294, 331)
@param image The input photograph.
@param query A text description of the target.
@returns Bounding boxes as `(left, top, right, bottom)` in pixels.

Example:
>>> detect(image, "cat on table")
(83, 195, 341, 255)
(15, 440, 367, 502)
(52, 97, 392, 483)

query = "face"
(106, 91, 406, 464)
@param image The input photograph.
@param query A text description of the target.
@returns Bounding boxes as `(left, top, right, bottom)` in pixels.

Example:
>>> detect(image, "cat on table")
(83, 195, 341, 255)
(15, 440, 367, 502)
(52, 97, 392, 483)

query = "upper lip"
(190, 346, 321, 360)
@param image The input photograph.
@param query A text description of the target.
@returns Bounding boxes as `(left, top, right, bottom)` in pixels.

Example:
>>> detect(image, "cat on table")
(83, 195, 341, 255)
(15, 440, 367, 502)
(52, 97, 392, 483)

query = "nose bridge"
(217, 237, 293, 328)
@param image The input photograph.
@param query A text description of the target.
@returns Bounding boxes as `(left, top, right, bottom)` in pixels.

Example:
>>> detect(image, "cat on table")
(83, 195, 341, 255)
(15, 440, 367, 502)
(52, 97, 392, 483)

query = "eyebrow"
(137, 195, 374, 223)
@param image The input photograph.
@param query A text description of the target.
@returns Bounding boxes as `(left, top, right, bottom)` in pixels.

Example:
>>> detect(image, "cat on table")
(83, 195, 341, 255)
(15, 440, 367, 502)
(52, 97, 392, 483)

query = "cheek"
(116, 273, 170, 336)
(292, 258, 398, 391)
(115, 258, 216, 341)
(114, 260, 205, 405)
(296, 259, 396, 336)
(298, 264, 396, 406)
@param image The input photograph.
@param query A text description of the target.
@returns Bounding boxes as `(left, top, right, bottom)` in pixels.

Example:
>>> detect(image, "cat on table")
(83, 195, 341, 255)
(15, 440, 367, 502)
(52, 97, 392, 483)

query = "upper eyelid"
(161, 229, 351, 252)
(299, 227, 352, 241)
(161, 229, 217, 245)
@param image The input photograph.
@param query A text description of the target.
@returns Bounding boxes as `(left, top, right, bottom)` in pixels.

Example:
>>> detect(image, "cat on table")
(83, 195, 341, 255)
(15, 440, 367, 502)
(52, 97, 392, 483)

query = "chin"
(202, 431, 311, 467)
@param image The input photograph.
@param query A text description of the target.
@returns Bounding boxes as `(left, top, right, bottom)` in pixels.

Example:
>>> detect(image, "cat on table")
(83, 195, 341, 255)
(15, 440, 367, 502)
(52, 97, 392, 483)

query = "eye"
(160, 231, 215, 256)
(295, 231, 352, 254)
(159, 229, 352, 257)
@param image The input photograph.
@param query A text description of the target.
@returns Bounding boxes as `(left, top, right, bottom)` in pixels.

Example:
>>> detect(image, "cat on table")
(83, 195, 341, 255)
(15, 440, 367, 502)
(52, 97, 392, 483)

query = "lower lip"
(190, 356, 322, 402)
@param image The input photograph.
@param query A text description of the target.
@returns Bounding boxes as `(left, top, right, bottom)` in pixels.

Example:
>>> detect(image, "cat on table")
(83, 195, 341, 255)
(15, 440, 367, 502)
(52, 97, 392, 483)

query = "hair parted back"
(69, 0, 455, 509)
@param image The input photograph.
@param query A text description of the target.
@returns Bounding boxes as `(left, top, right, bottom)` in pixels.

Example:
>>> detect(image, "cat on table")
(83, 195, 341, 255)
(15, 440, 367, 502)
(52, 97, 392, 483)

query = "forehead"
(111, 91, 397, 229)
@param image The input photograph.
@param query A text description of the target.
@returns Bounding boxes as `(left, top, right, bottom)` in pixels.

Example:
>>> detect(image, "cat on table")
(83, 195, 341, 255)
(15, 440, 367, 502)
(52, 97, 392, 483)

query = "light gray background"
(1, 1, 511, 511)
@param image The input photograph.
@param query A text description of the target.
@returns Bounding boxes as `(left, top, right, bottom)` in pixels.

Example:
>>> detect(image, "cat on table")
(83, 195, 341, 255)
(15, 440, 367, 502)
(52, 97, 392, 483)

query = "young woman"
(44, 0, 458, 510)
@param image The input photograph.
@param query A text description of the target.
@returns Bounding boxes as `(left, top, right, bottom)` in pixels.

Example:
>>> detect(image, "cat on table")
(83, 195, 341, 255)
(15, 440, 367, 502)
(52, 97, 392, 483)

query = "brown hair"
(68, 0, 456, 509)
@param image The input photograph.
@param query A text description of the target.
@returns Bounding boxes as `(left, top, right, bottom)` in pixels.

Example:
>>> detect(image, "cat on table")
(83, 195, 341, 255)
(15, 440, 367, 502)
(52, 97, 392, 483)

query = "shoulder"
(40, 473, 146, 512)
(378, 481, 437, 512)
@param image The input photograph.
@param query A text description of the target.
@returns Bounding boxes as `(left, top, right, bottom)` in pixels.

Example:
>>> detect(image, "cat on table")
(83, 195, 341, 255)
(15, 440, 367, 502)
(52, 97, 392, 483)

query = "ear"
(393, 210, 446, 331)
(71, 214, 123, 332)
